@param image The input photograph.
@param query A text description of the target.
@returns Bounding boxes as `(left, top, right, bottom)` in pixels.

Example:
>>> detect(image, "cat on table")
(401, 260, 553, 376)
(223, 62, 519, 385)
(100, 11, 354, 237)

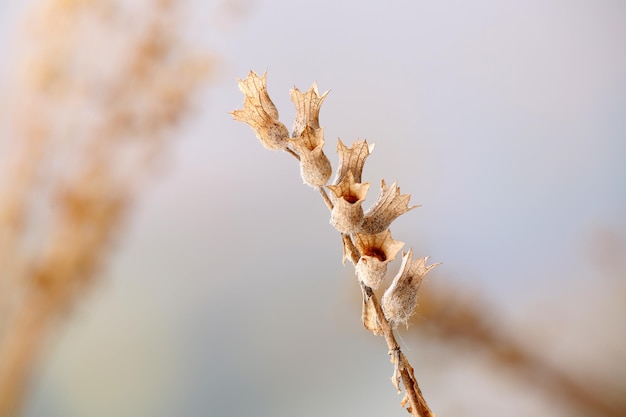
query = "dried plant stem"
(344, 224, 433, 416)
(362, 282, 434, 417)
(285, 147, 301, 161)
(318, 187, 334, 211)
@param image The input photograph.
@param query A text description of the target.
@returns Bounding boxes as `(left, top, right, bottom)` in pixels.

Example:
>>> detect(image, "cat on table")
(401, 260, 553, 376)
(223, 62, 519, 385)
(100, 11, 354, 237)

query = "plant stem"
(318, 187, 334, 211)
(361, 281, 434, 417)
(344, 226, 434, 416)
(285, 147, 300, 161)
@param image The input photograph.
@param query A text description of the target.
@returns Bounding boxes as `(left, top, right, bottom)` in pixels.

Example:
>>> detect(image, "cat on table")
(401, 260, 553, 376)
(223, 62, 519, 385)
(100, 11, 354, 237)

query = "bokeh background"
(1, 0, 625, 416)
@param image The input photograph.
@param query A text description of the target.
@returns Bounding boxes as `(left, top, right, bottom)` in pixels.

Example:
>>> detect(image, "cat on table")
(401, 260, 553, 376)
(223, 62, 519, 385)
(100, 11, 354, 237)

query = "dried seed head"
(327, 171, 369, 234)
(289, 126, 332, 187)
(354, 230, 404, 289)
(290, 83, 328, 137)
(361, 180, 418, 234)
(231, 70, 290, 150)
(333, 138, 374, 185)
(382, 248, 439, 328)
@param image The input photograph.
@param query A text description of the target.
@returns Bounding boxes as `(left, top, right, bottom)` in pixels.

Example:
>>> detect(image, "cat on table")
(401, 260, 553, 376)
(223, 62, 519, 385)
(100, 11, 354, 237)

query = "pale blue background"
(1, 1, 625, 416)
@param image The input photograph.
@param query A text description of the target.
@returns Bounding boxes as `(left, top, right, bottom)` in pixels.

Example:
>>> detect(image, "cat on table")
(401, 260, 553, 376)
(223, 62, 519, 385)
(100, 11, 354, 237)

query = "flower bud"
(231, 71, 289, 150)
(354, 230, 404, 289)
(382, 248, 439, 328)
(327, 172, 369, 233)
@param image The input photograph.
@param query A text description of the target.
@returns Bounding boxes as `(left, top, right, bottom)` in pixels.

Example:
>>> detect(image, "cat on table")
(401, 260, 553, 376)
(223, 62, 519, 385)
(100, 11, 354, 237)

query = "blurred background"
(1, 0, 625, 416)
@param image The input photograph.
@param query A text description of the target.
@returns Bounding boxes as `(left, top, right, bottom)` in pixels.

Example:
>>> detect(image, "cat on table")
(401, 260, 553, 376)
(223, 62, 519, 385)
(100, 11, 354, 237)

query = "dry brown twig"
(232, 70, 439, 417)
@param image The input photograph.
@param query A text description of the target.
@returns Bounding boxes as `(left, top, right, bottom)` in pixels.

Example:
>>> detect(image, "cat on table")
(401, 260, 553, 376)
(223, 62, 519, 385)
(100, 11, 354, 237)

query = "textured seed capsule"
(382, 248, 439, 328)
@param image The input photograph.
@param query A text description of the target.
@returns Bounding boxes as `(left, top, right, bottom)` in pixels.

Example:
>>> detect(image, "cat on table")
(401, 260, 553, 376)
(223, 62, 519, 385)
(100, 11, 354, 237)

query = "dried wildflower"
(231, 70, 290, 150)
(234, 70, 439, 417)
(333, 138, 374, 185)
(290, 83, 328, 137)
(361, 180, 418, 234)
(327, 172, 369, 234)
(354, 230, 404, 289)
(382, 249, 439, 328)
(289, 126, 332, 187)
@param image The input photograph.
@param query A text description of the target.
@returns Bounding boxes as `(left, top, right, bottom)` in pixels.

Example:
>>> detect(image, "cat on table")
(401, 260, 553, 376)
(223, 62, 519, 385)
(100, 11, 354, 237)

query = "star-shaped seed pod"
(361, 180, 418, 234)
(333, 139, 374, 185)
(290, 83, 328, 138)
(354, 230, 404, 289)
(327, 171, 369, 234)
(289, 126, 332, 187)
(231, 70, 290, 150)
(382, 248, 439, 328)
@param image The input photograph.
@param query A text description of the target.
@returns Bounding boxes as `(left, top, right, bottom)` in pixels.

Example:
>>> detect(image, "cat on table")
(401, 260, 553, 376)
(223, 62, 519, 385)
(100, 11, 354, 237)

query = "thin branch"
(318, 187, 333, 211)
(284, 147, 300, 161)
(361, 280, 434, 417)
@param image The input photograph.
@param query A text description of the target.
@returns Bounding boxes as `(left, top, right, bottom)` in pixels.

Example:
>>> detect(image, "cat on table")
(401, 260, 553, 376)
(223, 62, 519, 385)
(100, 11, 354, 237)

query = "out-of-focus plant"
(414, 279, 626, 417)
(0, 0, 210, 415)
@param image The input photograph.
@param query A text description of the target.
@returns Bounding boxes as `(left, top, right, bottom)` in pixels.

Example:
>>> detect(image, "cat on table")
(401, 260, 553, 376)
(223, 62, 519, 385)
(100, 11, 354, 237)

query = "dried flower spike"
(290, 83, 328, 137)
(231, 70, 290, 150)
(354, 230, 404, 289)
(361, 180, 418, 234)
(327, 171, 369, 234)
(382, 248, 439, 328)
(289, 126, 332, 187)
(233, 70, 438, 417)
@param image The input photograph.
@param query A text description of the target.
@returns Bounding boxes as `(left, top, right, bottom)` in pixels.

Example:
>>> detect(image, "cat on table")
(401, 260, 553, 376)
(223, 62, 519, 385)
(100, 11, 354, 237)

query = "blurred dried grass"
(413, 261, 626, 417)
(0, 0, 210, 415)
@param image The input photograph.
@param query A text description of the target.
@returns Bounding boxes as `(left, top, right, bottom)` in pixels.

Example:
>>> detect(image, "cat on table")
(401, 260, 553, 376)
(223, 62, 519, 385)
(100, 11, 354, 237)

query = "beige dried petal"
(382, 248, 439, 328)
(290, 83, 328, 137)
(327, 172, 369, 234)
(361, 180, 418, 234)
(354, 230, 404, 289)
(289, 126, 332, 187)
(362, 295, 381, 334)
(390, 349, 402, 393)
(341, 233, 360, 265)
(333, 138, 374, 185)
(231, 70, 289, 150)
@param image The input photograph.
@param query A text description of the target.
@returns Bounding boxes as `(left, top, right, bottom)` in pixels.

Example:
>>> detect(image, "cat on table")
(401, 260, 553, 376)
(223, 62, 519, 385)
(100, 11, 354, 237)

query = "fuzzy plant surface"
(232, 70, 439, 417)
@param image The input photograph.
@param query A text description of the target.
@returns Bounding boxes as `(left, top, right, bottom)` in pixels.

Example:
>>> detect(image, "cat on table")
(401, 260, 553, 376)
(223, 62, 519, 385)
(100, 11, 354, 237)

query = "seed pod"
(361, 180, 417, 234)
(354, 230, 404, 289)
(327, 172, 369, 234)
(382, 248, 439, 328)
(289, 126, 332, 187)
(231, 70, 290, 150)
(333, 138, 374, 185)
(290, 83, 328, 137)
